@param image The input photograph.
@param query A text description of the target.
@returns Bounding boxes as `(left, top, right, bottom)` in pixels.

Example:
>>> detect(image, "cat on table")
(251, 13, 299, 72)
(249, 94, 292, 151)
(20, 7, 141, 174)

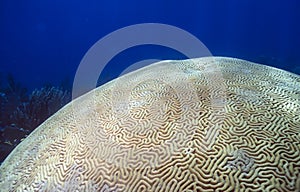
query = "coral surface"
(0, 57, 299, 191)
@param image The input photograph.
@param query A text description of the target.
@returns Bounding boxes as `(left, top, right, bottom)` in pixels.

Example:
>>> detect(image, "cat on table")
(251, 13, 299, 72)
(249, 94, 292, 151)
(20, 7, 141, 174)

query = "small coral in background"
(0, 74, 28, 127)
(12, 86, 71, 131)
(0, 75, 71, 164)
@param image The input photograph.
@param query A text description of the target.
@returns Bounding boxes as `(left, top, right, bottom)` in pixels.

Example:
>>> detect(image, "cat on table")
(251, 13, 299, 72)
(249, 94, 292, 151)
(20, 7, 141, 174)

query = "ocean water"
(1, 0, 299, 91)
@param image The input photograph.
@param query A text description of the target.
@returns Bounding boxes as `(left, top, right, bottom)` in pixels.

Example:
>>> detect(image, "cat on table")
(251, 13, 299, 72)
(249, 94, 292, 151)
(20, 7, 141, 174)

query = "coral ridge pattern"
(0, 57, 299, 191)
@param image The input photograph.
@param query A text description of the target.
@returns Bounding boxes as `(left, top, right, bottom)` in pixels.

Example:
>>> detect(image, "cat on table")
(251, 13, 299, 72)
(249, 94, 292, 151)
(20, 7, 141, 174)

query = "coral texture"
(0, 57, 299, 191)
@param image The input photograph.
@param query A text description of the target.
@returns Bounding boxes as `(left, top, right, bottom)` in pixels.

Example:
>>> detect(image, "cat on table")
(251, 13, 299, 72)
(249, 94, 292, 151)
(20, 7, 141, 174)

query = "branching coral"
(12, 86, 71, 131)
(0, 74, 28, 127)
(0, 75, 71, 164)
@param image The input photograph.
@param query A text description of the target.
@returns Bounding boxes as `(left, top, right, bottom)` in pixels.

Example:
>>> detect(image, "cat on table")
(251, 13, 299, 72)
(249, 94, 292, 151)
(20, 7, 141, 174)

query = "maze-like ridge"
(0, 57, 299, 191)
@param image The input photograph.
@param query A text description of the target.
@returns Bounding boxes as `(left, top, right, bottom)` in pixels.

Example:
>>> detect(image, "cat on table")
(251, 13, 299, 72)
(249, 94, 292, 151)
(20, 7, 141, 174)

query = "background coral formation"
(0, 75, 71, 164)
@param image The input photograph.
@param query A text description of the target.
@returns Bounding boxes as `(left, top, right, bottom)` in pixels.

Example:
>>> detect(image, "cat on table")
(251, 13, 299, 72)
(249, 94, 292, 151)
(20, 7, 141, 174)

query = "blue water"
(1, 0, 300, 91)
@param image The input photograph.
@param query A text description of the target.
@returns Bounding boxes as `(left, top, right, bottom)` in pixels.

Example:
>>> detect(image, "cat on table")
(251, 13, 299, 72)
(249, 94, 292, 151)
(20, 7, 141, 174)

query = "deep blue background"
(1, 0, 300, 92)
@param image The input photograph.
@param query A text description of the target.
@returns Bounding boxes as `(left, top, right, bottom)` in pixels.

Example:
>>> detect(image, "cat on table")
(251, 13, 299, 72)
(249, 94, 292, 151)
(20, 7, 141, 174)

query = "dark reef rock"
(12, 86, 70, 131)
(0, 74, 71, 164)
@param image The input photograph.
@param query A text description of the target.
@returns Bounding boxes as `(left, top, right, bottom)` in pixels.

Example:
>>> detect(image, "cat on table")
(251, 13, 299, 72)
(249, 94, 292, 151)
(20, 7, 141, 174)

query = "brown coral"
(0, 57, 299, 191)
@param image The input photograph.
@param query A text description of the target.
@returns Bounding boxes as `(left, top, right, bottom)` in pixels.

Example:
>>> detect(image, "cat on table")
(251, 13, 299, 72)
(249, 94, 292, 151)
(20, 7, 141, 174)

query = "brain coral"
(0, 57, 299, 191)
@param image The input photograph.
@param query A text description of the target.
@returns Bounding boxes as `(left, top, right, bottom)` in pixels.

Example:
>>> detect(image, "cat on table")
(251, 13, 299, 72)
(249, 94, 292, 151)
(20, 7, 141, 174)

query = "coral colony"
(0, 57, 299, 191)
(0, 74, 71, 164)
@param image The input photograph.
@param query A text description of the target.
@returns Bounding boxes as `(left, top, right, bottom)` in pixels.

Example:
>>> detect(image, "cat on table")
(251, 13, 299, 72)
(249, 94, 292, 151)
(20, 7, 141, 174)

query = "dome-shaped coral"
(0, 57, 299, 191)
